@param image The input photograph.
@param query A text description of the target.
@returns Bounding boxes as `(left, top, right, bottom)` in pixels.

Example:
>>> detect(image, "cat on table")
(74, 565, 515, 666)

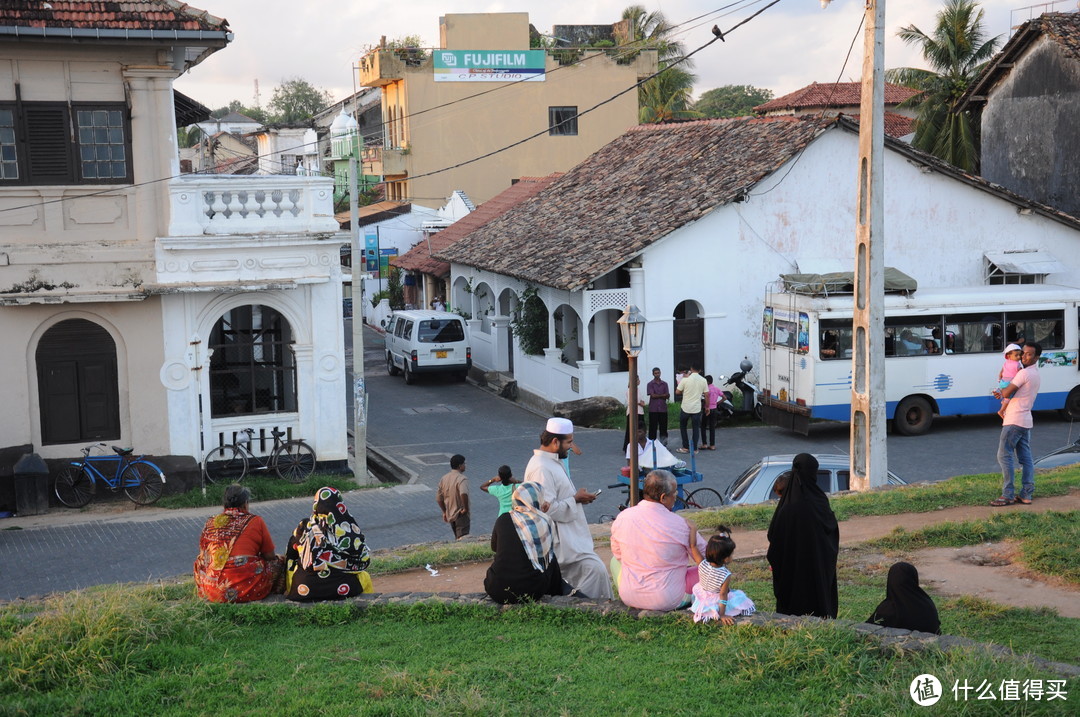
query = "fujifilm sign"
(434, 50, 546, 82)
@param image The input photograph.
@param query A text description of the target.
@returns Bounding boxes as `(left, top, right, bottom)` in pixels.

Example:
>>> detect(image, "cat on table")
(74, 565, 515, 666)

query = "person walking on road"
(991, 342, 1042, 506)
(437, 454, 471, 539)
(675, 364, 708, 454)
(524, 417, 613, 599)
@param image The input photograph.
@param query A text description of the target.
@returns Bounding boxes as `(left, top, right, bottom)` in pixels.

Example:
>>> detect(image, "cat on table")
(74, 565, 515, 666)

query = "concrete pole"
(350, 156, 370, 483)
(850, 0, 888, 491)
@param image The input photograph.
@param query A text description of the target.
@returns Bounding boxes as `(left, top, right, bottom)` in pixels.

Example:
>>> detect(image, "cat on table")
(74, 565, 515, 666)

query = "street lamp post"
(618, 305, 646, 506)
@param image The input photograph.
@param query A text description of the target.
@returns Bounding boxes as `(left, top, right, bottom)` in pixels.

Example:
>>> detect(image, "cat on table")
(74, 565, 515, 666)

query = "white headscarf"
(509, 482, 556, 572)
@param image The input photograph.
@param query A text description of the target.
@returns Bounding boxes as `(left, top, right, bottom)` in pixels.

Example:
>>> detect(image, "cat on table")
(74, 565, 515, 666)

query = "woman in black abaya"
(766, 453, 840, 618)
(868, 561, 941, 634)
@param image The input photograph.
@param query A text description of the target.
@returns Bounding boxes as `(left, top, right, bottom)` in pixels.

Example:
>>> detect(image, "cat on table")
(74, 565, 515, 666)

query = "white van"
(383, 310, 472, 384)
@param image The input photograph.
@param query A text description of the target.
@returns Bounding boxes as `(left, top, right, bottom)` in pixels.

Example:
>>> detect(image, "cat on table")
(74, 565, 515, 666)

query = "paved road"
(2, 323, 1078, 600)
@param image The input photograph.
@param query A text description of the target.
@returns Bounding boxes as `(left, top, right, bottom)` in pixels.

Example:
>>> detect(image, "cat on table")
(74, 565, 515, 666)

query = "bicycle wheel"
(273, 440, 316, 483)
(54, 466, 95, 508)
(686, 487, 723, 509)
(122, 462, 165, 505)
(203, 445, 248, 483)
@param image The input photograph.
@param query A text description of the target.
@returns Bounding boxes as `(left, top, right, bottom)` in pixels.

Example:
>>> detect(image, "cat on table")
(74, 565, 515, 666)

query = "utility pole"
(850, 0, 888, 491)
(350, 154, 370, 483)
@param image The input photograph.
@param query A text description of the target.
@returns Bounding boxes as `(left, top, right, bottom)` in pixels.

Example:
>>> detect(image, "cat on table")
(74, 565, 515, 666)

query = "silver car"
(1033, 438, 1080, 470)
(723, 454, 906, 505)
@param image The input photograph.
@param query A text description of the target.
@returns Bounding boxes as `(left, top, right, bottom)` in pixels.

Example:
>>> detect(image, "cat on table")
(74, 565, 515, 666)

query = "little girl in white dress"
(689, 526, 756, 624)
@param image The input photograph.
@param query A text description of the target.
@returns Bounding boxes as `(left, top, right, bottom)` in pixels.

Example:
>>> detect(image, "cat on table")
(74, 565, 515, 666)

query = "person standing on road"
(674, 364, 708, 454)
(991, 342, 1042, 506)
(525, 417, 613, 599)
(646, 367, 670, 444)
(437, 454, 471, 539)
(481, 464, 520, 516)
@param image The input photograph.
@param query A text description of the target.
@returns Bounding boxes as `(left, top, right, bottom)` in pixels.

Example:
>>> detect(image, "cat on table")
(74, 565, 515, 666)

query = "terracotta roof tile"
(436, 117, 825, 291)
(395, 175, 561, 276)
(754, 81, 919, 113)
(846, 112, 917, 138)
(0, 1, 226, 32)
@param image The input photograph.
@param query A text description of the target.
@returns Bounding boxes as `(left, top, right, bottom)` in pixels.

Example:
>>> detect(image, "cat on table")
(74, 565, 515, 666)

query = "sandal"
(1015, 497, 1032, 505)
(989, 496, 1015, 507)
(675, 448, 690, 454)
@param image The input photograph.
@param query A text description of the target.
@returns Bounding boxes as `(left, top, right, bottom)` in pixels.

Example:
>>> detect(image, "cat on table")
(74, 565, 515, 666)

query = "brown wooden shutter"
(23, 104, 73, 183)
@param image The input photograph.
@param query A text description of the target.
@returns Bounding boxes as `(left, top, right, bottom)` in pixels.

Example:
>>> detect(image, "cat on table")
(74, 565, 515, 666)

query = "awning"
(984, 250, 1068, 275)
(779, 267, 918, 296)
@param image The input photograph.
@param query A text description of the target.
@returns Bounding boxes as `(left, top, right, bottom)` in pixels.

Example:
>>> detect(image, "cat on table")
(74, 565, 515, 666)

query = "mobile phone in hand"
(592, 488, 602, 495)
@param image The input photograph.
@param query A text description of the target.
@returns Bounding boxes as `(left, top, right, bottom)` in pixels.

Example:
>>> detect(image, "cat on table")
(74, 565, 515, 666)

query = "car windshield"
(728, 463, 762, 501)
(417, 319, 465, 343)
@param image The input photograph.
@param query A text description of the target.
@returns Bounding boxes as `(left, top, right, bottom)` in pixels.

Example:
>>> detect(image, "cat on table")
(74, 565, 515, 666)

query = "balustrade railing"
(169, 175, 339, 237)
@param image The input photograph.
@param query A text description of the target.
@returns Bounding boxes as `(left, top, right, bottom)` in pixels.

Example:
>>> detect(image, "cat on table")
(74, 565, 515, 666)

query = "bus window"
(1006, 310, 1064, 349)
(820, 319, 852, 360)
(885, 316, 942, 356)
(944, 313, 1003, 353)
(774, 317, 798, 348)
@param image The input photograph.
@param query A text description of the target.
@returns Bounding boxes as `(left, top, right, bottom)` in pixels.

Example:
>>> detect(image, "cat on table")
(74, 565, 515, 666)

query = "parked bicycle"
(54, 443, 167, 508)
(202, 428, 316, 484)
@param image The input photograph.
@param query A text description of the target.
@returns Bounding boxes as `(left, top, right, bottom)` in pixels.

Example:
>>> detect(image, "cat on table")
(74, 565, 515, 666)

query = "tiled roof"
(395, 175, 561, 276)
(335, 200, 412, 230)
(847, 112, 917, 139)
(0, 1, 226, 31)
(961, 12, 1080, 110)
(754, 82, 919, 113)
(435, 117, 826, 291)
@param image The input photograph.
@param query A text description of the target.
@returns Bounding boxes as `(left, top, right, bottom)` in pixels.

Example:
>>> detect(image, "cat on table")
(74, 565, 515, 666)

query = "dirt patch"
(914, 541, 1080, 618)
(372, 491, 1080, 612)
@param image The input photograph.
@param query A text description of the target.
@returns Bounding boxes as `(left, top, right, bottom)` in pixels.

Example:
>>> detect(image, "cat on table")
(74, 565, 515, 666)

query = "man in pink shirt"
(610, 470, 707, 611)
(991, 342, 1042, 506)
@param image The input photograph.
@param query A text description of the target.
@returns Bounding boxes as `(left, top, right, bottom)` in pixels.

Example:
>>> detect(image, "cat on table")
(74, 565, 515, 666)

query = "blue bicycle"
(54, 443, 166, 507)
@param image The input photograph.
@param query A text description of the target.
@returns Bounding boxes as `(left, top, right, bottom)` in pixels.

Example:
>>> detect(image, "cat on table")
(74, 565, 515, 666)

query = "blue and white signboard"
(364, 230, 378, 272)
(433, 50, 546, 82)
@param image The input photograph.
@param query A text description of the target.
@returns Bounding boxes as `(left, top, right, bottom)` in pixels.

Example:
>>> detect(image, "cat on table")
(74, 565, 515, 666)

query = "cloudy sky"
(174, 0, 1048, 111)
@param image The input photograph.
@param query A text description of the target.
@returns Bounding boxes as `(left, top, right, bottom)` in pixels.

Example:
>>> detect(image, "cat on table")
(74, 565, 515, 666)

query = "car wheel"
(893, 396, 933, 436)
(404, 362, 416, 385)
(386, 353, 400, 376)
(1061, 385, 1080, 421)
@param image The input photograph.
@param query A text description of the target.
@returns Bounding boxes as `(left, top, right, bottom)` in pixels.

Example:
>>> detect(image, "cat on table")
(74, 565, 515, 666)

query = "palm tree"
(885, 0, 1000, 172)
(620, 5, 699, 122)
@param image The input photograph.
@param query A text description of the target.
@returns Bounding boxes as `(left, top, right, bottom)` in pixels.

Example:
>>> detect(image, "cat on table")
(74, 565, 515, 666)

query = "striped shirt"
(698, 561, 731, 592)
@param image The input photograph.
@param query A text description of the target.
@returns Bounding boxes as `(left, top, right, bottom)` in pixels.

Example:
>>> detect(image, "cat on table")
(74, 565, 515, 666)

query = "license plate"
(435, 350, 448, 359)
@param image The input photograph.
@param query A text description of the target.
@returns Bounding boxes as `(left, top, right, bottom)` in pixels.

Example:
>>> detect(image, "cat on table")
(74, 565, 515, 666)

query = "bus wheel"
(893, 396, 933, 436)
(1062, 386, 1080, 421)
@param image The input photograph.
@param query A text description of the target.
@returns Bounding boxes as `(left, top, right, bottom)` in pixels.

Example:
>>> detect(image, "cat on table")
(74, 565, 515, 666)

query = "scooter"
(717, 359, 763, 421)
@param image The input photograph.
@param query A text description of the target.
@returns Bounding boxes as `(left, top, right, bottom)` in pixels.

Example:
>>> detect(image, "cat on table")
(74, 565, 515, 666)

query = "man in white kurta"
(524, 418, 613, 599)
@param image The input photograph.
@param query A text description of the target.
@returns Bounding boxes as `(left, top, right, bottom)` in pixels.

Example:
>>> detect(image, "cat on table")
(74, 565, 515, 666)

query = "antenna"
(253, 78, 261, 109)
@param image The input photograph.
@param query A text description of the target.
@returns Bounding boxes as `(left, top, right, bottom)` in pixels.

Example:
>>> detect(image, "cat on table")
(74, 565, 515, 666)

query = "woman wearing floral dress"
(285, 486, 373, 601)
(194, 484, 284, 603)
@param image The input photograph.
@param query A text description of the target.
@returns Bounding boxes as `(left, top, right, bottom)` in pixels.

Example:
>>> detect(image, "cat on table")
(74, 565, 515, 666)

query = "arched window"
(37, 318, 120, 444)
(208, 305, 297, 417)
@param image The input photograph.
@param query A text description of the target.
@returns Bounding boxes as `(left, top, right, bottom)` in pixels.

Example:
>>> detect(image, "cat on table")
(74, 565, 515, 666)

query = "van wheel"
(404, 362, 416, 385)
(456, 371, 468, 382)
(386, 353, 400, 376)
(893, 396, 933, 436)
(1062, 386, 1080, 420)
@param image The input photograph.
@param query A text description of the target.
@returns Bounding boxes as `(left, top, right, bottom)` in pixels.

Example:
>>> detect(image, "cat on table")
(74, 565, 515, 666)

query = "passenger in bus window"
(898, 330, 926, 356)
(820, 331, 839, 358)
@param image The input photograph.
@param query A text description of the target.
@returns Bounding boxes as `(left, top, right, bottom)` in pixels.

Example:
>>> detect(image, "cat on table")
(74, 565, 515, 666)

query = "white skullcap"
(545, 417, 574, 434)
(1004, 343, 1022, 355)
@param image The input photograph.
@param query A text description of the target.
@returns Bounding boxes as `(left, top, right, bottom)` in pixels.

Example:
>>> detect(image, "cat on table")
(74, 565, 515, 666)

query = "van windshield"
(418, 319, 465, 343)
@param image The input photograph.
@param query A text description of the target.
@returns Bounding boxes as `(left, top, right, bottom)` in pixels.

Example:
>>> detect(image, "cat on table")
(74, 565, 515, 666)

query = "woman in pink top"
(702, 375, 725, 450)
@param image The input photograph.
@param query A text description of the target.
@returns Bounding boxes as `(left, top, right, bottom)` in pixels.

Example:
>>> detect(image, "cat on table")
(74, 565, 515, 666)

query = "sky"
(174, 0, 1059, 111)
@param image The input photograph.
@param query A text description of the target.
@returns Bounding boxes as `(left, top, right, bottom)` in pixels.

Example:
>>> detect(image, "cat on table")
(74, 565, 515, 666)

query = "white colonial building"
(0, 2, 348, 480)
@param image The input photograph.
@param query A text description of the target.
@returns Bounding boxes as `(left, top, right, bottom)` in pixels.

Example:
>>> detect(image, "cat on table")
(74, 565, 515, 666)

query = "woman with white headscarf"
(484, 482, 564, 604)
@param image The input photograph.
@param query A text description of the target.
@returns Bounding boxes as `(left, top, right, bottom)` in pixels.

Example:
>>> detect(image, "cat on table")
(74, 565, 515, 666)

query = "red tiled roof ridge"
(754, 81, 919, 112)
(628, 115, 805, 133)
(0, 1, 228, 32)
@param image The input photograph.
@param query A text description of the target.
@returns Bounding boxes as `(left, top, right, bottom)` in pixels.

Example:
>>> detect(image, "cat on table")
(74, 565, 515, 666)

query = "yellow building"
(360, 12, 657, 208)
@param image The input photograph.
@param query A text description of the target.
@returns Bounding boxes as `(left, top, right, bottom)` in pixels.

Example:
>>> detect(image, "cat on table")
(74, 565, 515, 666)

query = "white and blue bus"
(760, 284, 1080, 435)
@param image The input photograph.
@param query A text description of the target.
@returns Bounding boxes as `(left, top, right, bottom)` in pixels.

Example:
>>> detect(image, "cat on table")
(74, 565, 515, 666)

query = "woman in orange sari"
(194, 484, 284, 603)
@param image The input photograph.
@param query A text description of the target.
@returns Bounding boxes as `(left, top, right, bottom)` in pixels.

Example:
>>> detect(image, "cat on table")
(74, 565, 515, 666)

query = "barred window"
(209, 305, 297, 417)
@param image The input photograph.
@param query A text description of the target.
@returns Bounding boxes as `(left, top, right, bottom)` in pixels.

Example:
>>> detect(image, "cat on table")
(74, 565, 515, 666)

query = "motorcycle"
(716, 359, 762, 422)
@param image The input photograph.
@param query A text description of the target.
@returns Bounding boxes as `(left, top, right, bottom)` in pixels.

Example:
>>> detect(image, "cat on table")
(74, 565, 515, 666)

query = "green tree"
(693, 85, 774, 118)
(268, 77, 333, 124)
(210, 100, 267, 124)
(620, 5, 699, 122)
(885, 0, 1000, 171)
(176, 125, 202, 148)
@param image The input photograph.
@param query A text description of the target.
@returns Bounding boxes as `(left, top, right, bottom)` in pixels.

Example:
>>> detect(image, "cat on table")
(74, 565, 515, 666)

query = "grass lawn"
(1, 584, 1073, 716)
(154, 473, 367, 510)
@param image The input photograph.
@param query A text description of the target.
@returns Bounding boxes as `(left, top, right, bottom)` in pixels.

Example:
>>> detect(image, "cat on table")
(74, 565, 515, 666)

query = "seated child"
(688, 525, 756, 625)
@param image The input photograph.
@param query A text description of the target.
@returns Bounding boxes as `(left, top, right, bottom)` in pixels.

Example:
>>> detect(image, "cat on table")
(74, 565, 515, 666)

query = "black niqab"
(766, 453, 840, 618)
(868, 561, 941, 634)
